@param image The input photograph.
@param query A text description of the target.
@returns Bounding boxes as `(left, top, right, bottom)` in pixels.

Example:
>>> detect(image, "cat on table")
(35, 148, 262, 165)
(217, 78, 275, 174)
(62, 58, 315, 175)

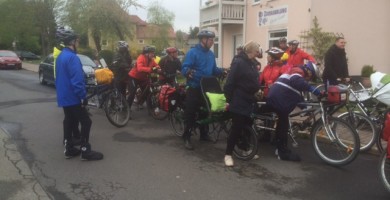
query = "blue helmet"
(300, 62, 319, 80)
(197, 30, 215, 39)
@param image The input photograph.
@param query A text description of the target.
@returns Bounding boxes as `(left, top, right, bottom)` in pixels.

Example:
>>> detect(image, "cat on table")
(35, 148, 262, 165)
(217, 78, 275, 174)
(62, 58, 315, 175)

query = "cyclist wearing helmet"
(258, 62, 322, 161)
(259, 47, 284, 98)
(128, 45, 160, 112)
(111, 41, 132, 96)
(159, 47, 182, 85)
(53, 27, 82, 145)
(286, 40, 316, 67)
(56, 29, 103, 161)
(181, 29, 223, 150)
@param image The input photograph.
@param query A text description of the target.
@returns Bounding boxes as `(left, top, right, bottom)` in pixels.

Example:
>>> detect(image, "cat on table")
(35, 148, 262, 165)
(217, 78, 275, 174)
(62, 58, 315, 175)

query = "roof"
(136, 24, 176, 39)
(129, 15, 147, 26)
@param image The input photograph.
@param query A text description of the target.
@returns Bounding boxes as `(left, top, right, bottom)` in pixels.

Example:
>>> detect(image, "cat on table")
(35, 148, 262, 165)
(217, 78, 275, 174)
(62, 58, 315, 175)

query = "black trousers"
(127, 78, 150, 108)
(182, 87, 208, 140)
(225, 112, 253, 155)
(63, 104, 92, 146)
(257, 104, 289, 148)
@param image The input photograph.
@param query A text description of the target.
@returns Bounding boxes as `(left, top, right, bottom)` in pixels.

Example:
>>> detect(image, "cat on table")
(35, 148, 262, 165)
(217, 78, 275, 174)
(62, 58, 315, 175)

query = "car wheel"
(39, 71, 47, 85)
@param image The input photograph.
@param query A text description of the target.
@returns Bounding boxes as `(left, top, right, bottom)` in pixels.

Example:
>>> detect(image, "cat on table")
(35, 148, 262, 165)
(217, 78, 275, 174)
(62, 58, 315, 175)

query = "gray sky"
(129, 0, 200, 32)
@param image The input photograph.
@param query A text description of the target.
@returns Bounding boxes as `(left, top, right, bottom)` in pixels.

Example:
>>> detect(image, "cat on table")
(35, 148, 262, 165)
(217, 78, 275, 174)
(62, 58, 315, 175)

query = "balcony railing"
(200, 0, 245, 27)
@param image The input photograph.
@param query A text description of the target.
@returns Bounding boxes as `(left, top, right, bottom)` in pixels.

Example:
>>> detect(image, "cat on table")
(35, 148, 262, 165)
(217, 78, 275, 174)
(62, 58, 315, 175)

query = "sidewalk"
(22, 62, 39, 73)
(0, 128, 51, 200)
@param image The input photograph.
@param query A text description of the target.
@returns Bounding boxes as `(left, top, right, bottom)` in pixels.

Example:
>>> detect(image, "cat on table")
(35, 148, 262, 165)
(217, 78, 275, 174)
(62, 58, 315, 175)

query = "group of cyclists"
(55, 26, 349, 167)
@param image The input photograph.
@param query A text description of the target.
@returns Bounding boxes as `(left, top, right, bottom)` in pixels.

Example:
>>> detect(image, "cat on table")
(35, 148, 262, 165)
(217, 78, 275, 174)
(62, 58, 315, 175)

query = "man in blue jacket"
(181, 30, 223, 150)
(56, 29, 103, 160)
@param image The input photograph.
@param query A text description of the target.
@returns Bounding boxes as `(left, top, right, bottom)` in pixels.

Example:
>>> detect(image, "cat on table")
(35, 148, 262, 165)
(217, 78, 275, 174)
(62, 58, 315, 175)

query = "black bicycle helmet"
(61, 29, 78, 45)
(288, 40, 299, 46)
(197, 30, 215, 39)
(265, 47, 284, 60)
(55, 27, 66, 42)
(142, 45, 156, 54)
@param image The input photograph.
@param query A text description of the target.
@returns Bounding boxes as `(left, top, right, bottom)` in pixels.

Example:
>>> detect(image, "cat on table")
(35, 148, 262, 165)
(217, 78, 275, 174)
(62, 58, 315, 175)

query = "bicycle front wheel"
(104, 92, 130, 127)
(311, 117, 360, 166)
(147, 91, 169, 120)
(379, 150, 390, 193)
(169, 106, 185, 137)
(233, 126, 259, 161)
(338, 112, 377, 152)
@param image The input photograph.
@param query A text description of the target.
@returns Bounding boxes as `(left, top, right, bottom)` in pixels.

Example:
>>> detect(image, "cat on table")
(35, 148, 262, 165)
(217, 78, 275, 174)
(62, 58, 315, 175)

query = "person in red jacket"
(259, 47, 284, 98)
(286, 40, 316, 67)
(128, 46, 160, 111)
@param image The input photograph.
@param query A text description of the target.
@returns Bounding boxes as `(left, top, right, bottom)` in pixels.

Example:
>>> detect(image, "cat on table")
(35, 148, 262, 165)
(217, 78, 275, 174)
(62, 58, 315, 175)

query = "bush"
(361, 65, 375, 77)
(98, 50, 114, 66)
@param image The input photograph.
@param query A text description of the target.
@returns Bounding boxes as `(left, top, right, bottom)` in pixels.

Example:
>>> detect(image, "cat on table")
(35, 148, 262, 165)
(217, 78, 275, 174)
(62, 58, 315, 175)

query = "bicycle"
(253, 95, 360, 166)
(169, 76, 258, 161)
(85, 82, 130, 127)
(378, 109, 390, 193)
(309, 80, 379, 152)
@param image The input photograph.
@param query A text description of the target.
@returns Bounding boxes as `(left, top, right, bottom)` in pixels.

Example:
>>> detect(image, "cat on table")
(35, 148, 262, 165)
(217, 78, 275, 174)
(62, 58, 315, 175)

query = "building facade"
(200, 0, 390, 75)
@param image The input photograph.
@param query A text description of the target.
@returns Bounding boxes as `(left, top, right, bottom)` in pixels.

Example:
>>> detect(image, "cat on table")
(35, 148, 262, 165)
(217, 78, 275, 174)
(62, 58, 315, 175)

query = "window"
(268, 30, 287, 49)
(138, 39, 144, 44)
(253, 0, 261, 5)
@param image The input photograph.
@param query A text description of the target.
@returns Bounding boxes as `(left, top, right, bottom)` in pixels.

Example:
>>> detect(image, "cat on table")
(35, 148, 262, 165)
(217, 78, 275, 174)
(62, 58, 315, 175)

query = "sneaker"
(184, 139, 194, 150)
(224, 155, 234, 167)
(80, 144, 103, 161)
(277, 149, 301, 162)
(64, 147, 81, 159)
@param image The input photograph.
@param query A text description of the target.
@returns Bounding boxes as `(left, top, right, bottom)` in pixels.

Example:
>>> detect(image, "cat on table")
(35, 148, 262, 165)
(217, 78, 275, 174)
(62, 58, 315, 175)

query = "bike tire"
(169, 106, 185, 137)
(311, 116, 360, 166)
(337, 112, 378, 152)
(379, 150, 390, 193)
(233, 125, 259, 161)
(104, 92, 130, 128)
(147, 91, 169, 120)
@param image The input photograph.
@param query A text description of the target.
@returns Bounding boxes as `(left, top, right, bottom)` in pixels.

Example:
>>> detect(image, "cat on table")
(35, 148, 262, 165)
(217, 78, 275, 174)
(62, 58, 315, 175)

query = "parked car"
(14, 50, 41, 60)
(0, 50, 22, 70)
(39, 53, 98, 85)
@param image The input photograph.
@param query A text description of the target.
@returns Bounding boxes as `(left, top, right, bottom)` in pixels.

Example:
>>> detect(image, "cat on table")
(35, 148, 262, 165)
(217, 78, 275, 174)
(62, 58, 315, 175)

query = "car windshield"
(0, 51, 17, 57)
(78, 54, 96, 67)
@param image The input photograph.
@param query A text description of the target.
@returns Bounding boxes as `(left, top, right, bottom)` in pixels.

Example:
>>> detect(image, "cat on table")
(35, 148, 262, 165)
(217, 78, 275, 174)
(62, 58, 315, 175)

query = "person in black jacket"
(322, 37, 349, 88)
(223, 41, 261, 167)
(159, 47, 182, 85)
(111, 41, 132, 96)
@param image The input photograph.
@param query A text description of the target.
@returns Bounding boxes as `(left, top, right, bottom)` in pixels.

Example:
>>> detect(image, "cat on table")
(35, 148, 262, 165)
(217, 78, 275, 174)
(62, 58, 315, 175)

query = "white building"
(199, 0, 390, 75)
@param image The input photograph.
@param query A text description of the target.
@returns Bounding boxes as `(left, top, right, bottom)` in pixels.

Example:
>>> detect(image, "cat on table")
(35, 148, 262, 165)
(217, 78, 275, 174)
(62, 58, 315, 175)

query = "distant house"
(93, 15, 177, 56)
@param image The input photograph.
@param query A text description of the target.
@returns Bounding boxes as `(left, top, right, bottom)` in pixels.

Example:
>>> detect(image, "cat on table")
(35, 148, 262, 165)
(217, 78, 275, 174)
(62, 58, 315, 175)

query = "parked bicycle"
(85, 82, 130, 127)
(253, 95, 360, 166)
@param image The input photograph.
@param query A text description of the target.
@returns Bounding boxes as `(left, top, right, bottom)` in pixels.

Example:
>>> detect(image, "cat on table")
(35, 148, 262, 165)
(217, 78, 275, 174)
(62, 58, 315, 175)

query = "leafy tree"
(188, 26, 199, 39)
(146, 2, 175, 53)
(301, 16, 336, 69)
(59, 0, 141, 51)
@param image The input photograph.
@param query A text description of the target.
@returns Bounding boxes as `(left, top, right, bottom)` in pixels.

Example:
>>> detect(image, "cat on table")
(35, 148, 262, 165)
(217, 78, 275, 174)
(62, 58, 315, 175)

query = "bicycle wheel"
(104, 92, 130, 127)
(379, 150, 390, 193)
(338, 112, 378, 152)
(147, 91, 169, 120)
(169, 106, 185, 137)
(377, 132, 386, 153)
(233, 126, 259, 161)
(311, 116, 360, 166)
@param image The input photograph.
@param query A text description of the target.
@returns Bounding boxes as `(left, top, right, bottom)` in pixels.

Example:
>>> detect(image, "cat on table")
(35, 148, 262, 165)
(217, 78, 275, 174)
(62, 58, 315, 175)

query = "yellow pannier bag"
(95, 68, 114, 84)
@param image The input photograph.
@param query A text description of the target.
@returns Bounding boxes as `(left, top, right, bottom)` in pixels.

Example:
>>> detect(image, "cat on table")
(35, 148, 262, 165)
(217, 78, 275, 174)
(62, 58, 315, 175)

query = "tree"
(59, 0, 141, 51)
(146, 2, 175, 53)
(188, 26, 199, 39)
(301, 16, 336, 69)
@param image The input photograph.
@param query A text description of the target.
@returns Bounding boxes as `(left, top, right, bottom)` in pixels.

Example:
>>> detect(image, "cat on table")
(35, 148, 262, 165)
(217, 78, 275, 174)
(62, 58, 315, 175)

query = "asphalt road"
(0, 68, 389, 200)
